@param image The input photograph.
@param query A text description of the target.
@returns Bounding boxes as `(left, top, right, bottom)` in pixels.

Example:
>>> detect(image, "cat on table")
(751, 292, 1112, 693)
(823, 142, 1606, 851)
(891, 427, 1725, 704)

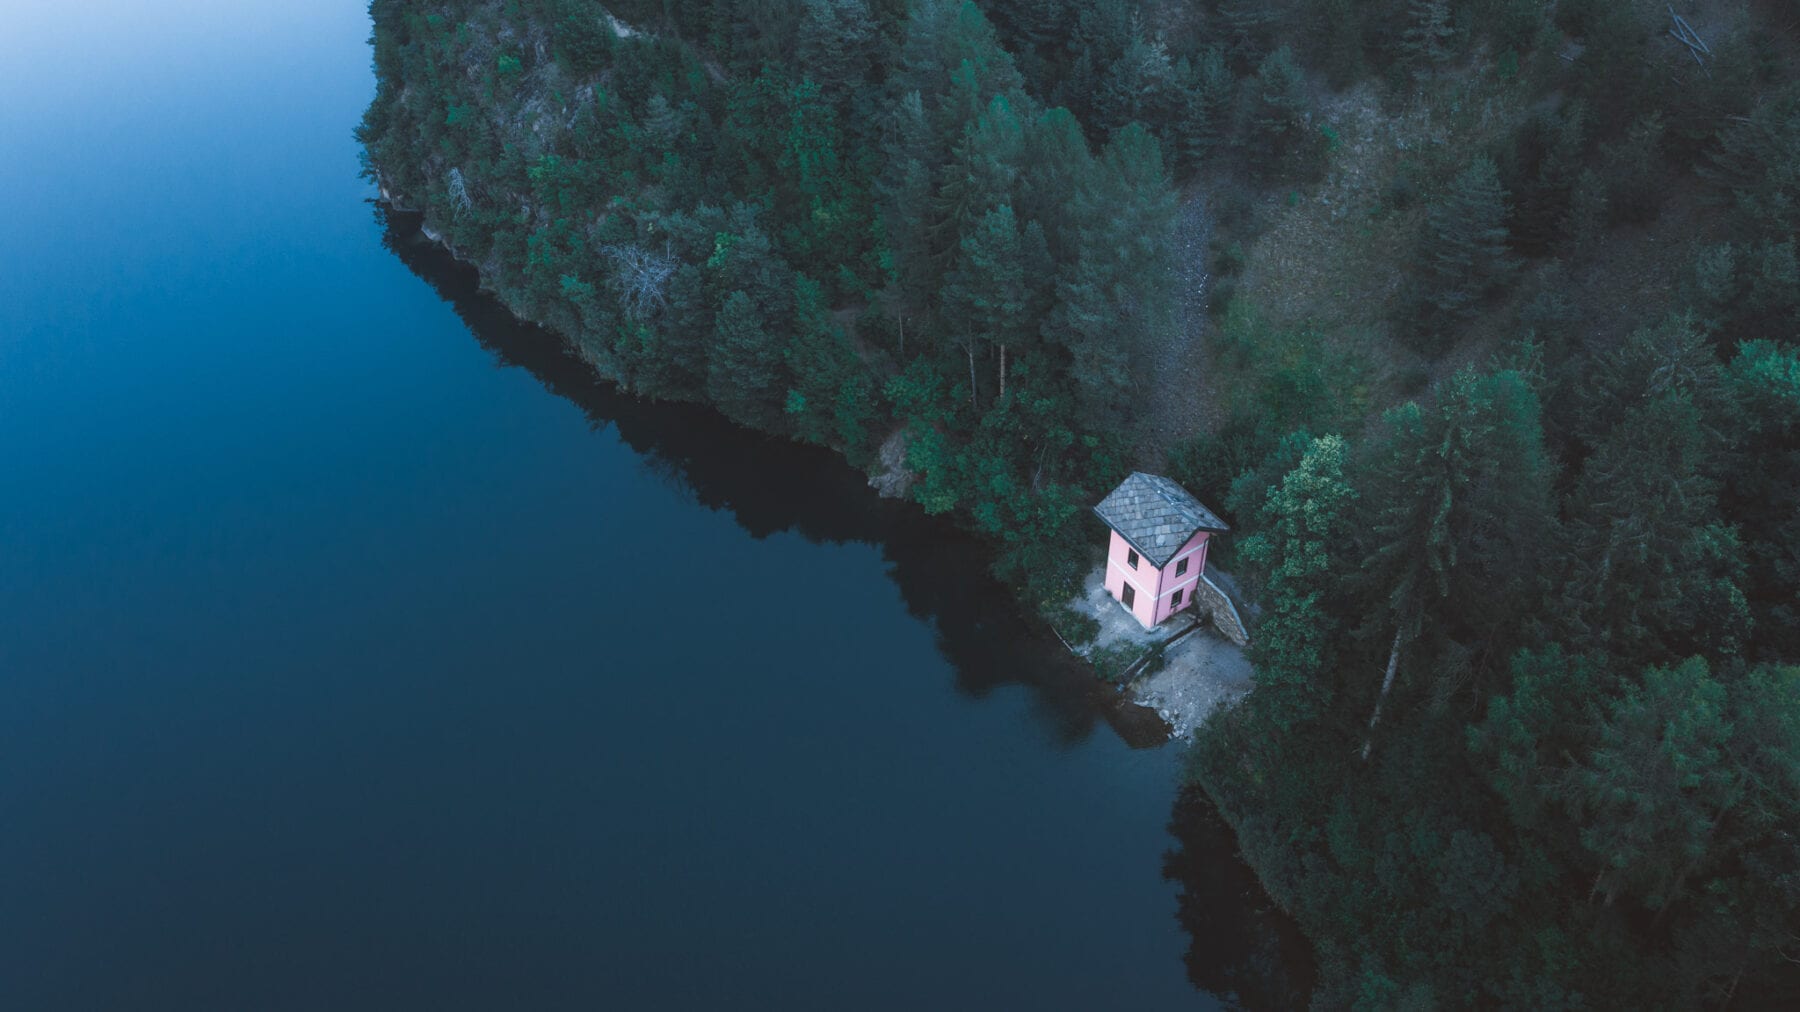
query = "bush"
(1051, 606, 1101, 648)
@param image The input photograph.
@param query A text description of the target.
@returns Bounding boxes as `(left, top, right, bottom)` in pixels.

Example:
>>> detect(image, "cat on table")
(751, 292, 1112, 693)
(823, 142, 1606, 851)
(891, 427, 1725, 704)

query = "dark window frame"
(1126, 548, 1139, 569)
(1122, 583, 1136, 609)
(1175, 556, 1188, 576)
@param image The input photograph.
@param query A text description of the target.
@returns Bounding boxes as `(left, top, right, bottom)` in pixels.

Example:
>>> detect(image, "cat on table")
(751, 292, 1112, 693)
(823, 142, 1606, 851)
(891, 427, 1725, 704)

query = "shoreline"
(374, 182, 1251, 743)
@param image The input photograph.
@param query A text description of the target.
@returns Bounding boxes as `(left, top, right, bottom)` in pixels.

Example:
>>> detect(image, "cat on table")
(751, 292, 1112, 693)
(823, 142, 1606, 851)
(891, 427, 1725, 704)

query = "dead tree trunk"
(967, 344, 979, 412)
(1361, 628, 1405, 761)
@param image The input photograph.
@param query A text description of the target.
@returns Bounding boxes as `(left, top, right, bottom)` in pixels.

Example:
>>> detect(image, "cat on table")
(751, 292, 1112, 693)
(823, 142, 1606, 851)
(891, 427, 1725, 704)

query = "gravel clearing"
(1129, 631, 1253, 740)
(1066, 568, 1255, 741)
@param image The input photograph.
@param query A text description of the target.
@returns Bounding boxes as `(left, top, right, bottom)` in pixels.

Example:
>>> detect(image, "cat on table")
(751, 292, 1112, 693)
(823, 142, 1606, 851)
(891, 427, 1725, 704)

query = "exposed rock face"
(868, 428, 914, 499)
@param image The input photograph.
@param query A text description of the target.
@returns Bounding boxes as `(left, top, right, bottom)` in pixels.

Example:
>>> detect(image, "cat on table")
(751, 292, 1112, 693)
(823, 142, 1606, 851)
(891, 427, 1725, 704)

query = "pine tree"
(783, 273, 864, 447)
(943, 203, 1027, 409)
(1700, 82, 1800, 243)
(1044, 124, 1178, 429)
(642, 92, 683, 149)
(877, 90, 940, 354)
(1509, 100, 1586, 252)
(1417, 155, 1517, 323)
(1400, 0, 1454, 77)
(1235, 434, 1359, 735)
(1095, 20, 1175, 135)
(1572, 657, 1738, 910)
(707, 289, 784, 428)
(1015, 107, 1095, 265)
(1576, 313, 1720, 447)
(1357, 368, 1556, 754)
(1719, 341, 1800, 658)
(1560, 167, 1608, 254)
(938, 94, 1026, 252)
(1178, 46, 1234, 169)
(797, 0, 876, 96)
(1218, 0, 1277, 69)
(1562, 392, 1751, 663)
(1246, 47, 1315, 178)
(1600, 112, 1665, 225)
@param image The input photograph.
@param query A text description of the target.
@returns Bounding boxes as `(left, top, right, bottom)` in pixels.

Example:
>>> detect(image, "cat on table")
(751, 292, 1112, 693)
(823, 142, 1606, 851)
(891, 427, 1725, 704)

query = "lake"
(0, 4, 1305, 1008)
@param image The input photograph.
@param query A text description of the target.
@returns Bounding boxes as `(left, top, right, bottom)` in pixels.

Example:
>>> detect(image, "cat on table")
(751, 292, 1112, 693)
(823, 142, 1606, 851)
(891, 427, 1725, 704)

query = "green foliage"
(1399, 0, 1455, 76)
(707, 290, 784, 428)
(1563, 392, 1750, 663)
(1235, 434, 1358, 734)
(1572, 657, 1736, 910)
(1051, 605, 1101, 648)
(1415, 155, 1517, 329)
(1360, 368, 1554, 663)
(1245, 47, 1318, 179)
(1088, 642, 1145, 683)
(362, 2, 1800, 1003)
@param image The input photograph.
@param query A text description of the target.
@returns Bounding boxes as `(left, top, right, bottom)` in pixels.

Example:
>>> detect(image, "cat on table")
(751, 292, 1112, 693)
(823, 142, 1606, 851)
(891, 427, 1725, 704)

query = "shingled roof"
(1092, 472, 1229, 569)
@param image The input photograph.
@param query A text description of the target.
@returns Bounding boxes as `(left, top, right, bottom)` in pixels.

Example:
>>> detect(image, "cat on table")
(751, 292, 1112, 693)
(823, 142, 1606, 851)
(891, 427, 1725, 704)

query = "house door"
(1121, 583, 1136, 610)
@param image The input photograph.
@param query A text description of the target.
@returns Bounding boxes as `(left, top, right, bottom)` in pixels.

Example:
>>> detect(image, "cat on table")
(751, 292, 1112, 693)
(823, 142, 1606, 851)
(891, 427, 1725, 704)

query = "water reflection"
(1164, 788, 1317, 1008)
(374, 203, 1169, 751)
(375, 202, 1314, 1006)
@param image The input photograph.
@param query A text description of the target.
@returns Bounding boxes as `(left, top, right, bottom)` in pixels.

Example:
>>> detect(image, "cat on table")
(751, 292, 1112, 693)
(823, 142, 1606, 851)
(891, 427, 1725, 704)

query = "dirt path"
(1136, 188, 1219, 466)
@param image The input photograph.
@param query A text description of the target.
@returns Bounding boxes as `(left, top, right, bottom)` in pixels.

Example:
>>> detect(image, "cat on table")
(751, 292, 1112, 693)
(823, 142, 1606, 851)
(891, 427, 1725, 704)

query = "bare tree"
(601, 243, 677, 320)
(447, 167, 472, 214)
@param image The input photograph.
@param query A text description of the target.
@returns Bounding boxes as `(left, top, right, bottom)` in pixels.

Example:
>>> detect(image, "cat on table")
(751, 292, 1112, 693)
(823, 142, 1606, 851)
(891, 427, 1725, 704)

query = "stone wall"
(1195, 573, 1249, 647)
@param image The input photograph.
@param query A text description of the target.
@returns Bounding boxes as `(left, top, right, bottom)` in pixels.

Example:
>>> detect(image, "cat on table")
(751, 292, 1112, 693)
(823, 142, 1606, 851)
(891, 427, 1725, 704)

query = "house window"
(1127, 548, 1139, 569)
(1176, 557, 1188, 576)
(1173, 588, 1185, 607)
(1122, 583, 1136, 609)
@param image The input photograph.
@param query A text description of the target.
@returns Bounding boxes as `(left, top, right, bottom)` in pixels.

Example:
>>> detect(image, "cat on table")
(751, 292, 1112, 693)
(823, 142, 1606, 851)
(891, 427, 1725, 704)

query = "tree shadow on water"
(1164, 786, 1317, 1009)
(377, 202, 1316, 1005)
(373, 203, 1171, 752)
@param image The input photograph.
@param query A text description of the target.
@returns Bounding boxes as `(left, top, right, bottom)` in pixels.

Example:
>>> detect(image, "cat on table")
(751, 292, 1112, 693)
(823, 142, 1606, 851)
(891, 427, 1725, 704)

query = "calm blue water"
(0, 5, 1303, 1008)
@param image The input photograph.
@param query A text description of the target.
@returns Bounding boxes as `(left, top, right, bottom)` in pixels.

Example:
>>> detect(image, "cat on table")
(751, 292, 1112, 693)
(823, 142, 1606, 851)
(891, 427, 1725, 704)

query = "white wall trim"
(1157, 574, 1199, 599)
(1107, 556, 1155, 596)
(1166, 540, 1208, 570)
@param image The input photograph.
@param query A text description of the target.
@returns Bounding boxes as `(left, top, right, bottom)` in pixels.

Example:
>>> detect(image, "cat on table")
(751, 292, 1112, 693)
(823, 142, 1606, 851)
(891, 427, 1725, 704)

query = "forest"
(358, 0, 1800, 1005)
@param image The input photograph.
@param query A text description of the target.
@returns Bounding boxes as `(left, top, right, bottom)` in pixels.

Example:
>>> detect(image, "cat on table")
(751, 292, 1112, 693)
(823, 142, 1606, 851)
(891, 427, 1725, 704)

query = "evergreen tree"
(1506, 100, 1587, 252)
(1700, 82, 1800, 243)
(797, 0, 877, 96)
(1400, 0, 1454, 77)
(1015, 106, 1095, 265)
(707, 289, 784, 428)
(1416, 155, 1517, 324)
(943, 203, 1029, 409)
(1218, 0, 1278, 69)
(1246, 47, 1316, 178)
(1562, 392, 1751, 663)
(1600, 112, 1665, 225)
(1178, 46, 1234, 169)
(1095, 20, 1175, 136)
(938, 94, 1027, 258)
(1718, 341, 1800, 659)
(878, 90, 940, 353)
(784, 273, 871, 451)
(1235, 434, 1359, 736)
(1045, 124, 1178, 429)
(1560, 167, 1608, 254)
(1576, 313, 1720, 448)
(642, 92, 684, 149)
(1572, 657, 1738, 910)
(1468, 646, 1606, 832)
(1356, 368, 1556, 753)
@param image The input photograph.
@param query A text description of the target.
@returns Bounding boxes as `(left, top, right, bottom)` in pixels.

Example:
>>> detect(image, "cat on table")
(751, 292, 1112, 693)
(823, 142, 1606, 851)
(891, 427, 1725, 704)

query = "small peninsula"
(359, 1, 1800, 1006)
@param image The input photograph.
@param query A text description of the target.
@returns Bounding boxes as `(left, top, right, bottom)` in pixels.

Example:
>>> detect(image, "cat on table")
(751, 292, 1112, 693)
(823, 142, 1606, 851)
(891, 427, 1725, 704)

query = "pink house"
(1093, 472, 1230, 629)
